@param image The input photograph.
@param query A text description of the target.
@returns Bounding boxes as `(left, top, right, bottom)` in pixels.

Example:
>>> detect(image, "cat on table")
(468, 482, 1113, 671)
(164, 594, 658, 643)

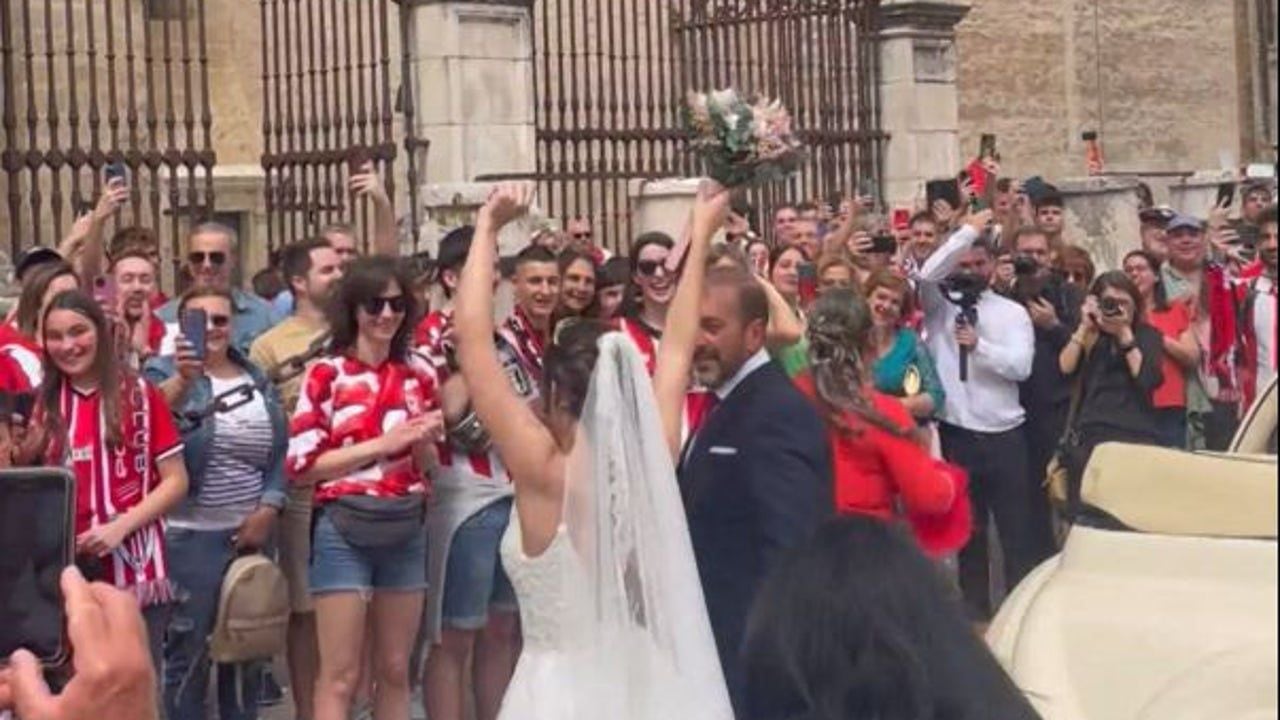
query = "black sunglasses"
(361, 295, 408, 316)
(571, 231, 592, 240)
(636, 259, 668, 278)
(188, 251, 227, 267)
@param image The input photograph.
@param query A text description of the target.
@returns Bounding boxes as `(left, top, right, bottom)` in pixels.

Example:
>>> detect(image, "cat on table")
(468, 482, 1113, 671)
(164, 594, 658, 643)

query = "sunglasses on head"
(636, 259, 668, 278)
(361, 295, 408, 316)
(188, 251, 227, 267)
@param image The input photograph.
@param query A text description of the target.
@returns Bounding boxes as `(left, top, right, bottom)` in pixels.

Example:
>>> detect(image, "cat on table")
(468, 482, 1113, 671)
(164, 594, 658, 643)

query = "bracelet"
(1117, 341, 1138, 354)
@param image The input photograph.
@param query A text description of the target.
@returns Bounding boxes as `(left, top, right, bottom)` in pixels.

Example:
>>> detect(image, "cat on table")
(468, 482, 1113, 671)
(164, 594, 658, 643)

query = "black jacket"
(678, 360, 831, 716)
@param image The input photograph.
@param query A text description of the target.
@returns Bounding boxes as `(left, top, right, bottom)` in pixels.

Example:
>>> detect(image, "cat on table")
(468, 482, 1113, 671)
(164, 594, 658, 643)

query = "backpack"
(208, 553, 289, 664)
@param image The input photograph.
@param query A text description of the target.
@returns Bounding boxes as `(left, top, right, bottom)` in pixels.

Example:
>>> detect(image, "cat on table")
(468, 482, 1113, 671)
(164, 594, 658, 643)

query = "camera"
(1013, 255, 1040, 276)
(1099, 296, 1123, 318)
(941, 272, 988, 299)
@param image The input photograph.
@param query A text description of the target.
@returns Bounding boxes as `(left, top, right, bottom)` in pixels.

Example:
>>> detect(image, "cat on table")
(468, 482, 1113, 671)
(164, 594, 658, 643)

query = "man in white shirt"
(916, 210, 1041, 619)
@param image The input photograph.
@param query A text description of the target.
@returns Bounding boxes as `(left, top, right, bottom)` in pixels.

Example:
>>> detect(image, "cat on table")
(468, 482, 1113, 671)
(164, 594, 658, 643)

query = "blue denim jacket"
(157, 288, 282, 356)
(143, 348, 288, 511)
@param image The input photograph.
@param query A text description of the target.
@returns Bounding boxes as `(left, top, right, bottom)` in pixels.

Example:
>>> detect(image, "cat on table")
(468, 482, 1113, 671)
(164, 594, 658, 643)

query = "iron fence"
(485, 0, 883, 252)
(259, 0, 424, 253)
(0, 0, 216, 275)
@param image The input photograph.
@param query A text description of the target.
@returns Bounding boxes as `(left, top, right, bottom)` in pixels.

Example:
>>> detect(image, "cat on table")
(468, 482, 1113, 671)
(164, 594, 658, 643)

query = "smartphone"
(979, 133, 998, 160)
(891, 208, 911, 231)
(926, 179, 962, 210)
(104, 161, 127, 185)
(870, 234, 898, 255)
(1216, 181, 1236, 209)
(798, 262, 817, 305)
(92, 274, 117, 308)
(181, 308, 208, 360)
(0, 468, 75, 667)
(348, 147, 371, 174)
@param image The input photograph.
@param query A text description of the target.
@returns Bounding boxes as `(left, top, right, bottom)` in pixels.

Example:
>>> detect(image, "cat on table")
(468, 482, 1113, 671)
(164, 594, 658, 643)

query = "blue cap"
(1166, 214, 1204, 233)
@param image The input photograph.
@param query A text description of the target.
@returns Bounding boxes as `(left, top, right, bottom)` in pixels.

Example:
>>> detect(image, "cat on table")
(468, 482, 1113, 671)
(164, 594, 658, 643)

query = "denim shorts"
(309, 509, 428, 595)
(441, 498, 518, 629)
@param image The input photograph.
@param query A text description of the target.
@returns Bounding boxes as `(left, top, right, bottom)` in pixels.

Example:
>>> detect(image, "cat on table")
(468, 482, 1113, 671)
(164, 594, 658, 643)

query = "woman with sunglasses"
(23, 290, 189, 676)
(287, 256, 445, 720)
(618, 232, 676, 375)
(143, 288, 289, 720)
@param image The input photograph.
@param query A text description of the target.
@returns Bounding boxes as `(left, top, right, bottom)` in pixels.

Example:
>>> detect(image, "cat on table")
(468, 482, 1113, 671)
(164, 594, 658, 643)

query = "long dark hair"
(745, 516, 1040, 720)
(622, 231, 674, 319)
(1122, 249, 1169, 312)
(39, 290, 127, 448)
(542, 318, 610, 420)
(805, 289, 905, 437)
(327, 255, 420, 361)
(17, 260, 79, 337)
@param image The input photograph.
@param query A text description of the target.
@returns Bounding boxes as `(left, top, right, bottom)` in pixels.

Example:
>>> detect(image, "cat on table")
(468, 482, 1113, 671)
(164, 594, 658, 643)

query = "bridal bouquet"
(683, 88, 807, 188)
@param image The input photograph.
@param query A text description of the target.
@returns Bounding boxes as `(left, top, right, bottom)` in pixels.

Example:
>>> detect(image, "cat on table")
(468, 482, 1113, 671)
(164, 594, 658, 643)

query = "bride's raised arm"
(653, 182, 730, 459)
(455, 184, 561, 499)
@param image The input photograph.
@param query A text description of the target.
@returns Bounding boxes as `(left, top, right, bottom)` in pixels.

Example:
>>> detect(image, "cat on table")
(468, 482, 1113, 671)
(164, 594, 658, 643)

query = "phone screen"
(926, 179, 962, 210)
(0, 469, 74, 665)
(870, 235, 898, 255)
(1216, 182, 1236, 208)
(181, 308, 208, 360)
(104, 161, 127, 184)
(92, 275, 117, 308)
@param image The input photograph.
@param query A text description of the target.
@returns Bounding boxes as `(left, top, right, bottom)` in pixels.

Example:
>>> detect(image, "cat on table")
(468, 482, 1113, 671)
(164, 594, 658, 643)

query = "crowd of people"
(0, 157, 1275, 720)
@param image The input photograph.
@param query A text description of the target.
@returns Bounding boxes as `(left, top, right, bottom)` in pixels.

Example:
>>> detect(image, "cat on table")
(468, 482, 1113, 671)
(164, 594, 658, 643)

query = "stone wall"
(955, 0, 1248, 180)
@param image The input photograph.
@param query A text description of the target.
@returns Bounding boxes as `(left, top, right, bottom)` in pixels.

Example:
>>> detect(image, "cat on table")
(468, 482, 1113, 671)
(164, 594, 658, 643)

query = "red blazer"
(794, 374, 956, 520)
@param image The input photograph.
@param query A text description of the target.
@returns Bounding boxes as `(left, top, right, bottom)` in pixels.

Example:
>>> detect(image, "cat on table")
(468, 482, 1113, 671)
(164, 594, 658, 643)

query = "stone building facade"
(3, 0, 1276, 278)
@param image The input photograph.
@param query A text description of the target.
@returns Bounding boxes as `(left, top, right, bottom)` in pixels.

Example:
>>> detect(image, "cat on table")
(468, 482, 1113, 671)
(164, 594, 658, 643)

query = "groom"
(678, 267, 831, 713)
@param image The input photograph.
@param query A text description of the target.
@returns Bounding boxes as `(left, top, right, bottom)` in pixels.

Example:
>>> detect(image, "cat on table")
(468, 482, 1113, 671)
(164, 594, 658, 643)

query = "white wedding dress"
(494, 334, 733, 720)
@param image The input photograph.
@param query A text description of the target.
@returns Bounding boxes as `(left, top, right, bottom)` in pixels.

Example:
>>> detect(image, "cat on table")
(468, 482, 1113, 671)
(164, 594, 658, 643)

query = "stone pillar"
(876, 1, 971, 209)
(1057, 177, 1142, 273)
(410, 0, 538, 253)
(411, 1, 536, 184)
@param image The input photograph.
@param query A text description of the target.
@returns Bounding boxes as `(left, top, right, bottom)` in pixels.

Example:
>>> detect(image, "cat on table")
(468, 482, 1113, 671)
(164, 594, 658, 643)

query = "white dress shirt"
(915, 226, 1035, 433)
(1253, 275, 1277, 391)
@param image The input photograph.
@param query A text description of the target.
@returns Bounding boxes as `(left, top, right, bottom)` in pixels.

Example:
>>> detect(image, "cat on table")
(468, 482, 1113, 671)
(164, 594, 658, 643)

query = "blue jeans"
(163, 527, 263, 720)
(1154, 407, 1188, 449)
(309, 510, 428, 595)
(441, 498, 518, 630)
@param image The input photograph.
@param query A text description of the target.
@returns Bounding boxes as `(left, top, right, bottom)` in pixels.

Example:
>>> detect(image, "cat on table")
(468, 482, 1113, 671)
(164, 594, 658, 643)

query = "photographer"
(1003, 228, 1081, 554)
(916, 210, 1038, 620)
(1058, 272, 1164, 514)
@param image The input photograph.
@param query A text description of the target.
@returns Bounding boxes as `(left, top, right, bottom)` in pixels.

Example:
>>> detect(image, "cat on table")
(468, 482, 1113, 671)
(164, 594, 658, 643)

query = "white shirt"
(1253, 275, 1277, 391)
(915, 226, 1035, 433)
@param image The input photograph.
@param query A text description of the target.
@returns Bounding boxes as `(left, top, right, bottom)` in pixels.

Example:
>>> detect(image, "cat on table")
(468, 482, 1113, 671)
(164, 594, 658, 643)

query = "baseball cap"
(15, 246, 63, 282)
(1165, 214, 1204, 233)
(1139, 206, 1176, 226)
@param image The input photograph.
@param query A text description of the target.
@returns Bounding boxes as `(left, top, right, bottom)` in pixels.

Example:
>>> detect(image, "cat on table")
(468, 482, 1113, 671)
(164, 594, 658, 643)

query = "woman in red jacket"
(794, 289, 968, 556)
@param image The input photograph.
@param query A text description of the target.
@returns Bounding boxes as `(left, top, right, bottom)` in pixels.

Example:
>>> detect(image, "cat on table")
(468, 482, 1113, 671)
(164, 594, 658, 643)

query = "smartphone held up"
(0, 469, 76, 667)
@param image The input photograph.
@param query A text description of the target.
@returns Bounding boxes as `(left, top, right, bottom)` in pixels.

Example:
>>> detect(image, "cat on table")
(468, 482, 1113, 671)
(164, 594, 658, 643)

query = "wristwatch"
(1117, 341, 1138, 355)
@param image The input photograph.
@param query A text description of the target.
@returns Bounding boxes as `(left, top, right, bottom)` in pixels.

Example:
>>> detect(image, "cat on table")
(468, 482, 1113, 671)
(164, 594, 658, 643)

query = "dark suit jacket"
(678, 359, 831, 715)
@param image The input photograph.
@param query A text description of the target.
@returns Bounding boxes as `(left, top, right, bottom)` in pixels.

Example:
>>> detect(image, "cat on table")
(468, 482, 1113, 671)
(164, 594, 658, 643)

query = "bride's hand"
(480, 183, 535, 230)
(690, 179, 731, 240)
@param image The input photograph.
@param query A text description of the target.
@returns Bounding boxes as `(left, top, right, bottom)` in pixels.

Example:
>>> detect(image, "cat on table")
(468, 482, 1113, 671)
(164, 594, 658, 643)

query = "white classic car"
(988, 379, 1278, 720)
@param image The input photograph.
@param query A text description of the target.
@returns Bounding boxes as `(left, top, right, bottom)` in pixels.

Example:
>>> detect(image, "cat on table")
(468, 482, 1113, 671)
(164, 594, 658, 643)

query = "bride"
(453, 183, 734, 719)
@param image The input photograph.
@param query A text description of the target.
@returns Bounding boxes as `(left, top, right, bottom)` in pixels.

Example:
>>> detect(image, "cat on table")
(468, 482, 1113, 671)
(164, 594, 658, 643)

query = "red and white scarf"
(616, 316, 662, 377)
(47, 377, 177, 607)
(499, 307, 547, 380)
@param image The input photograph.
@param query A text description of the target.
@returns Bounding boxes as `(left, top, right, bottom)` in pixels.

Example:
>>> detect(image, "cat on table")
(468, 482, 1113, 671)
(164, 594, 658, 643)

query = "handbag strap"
(1062, 355, 1088, 436)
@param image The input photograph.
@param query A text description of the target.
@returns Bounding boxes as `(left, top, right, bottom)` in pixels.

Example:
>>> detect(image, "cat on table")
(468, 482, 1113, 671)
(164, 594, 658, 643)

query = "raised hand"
(0, 568, 158, 720)
(349, 161, 391, 206)
(481, 183, 535, 230)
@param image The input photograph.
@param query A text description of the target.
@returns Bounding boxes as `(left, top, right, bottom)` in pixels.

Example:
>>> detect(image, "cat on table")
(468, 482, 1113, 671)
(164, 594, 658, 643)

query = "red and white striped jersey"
(287, 354, 438, 504)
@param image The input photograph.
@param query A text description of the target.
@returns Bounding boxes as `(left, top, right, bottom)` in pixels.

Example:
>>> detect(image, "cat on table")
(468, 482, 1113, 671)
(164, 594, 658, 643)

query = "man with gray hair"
(156, 222, 279, 356)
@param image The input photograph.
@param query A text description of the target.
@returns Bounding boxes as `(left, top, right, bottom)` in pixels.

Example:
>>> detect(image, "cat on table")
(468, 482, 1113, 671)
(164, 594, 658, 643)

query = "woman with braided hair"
(793, 289, 970, 556)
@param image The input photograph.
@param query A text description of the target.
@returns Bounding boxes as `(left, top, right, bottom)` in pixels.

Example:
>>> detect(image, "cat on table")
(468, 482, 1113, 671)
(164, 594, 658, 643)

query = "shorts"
(441, 498, 518, 630)
(279, 485, 315, 612)
(309, 508, 428, 595)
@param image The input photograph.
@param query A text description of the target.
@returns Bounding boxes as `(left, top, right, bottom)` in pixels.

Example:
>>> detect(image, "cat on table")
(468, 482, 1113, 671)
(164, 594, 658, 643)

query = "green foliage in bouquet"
(682, 89, 807, 188)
